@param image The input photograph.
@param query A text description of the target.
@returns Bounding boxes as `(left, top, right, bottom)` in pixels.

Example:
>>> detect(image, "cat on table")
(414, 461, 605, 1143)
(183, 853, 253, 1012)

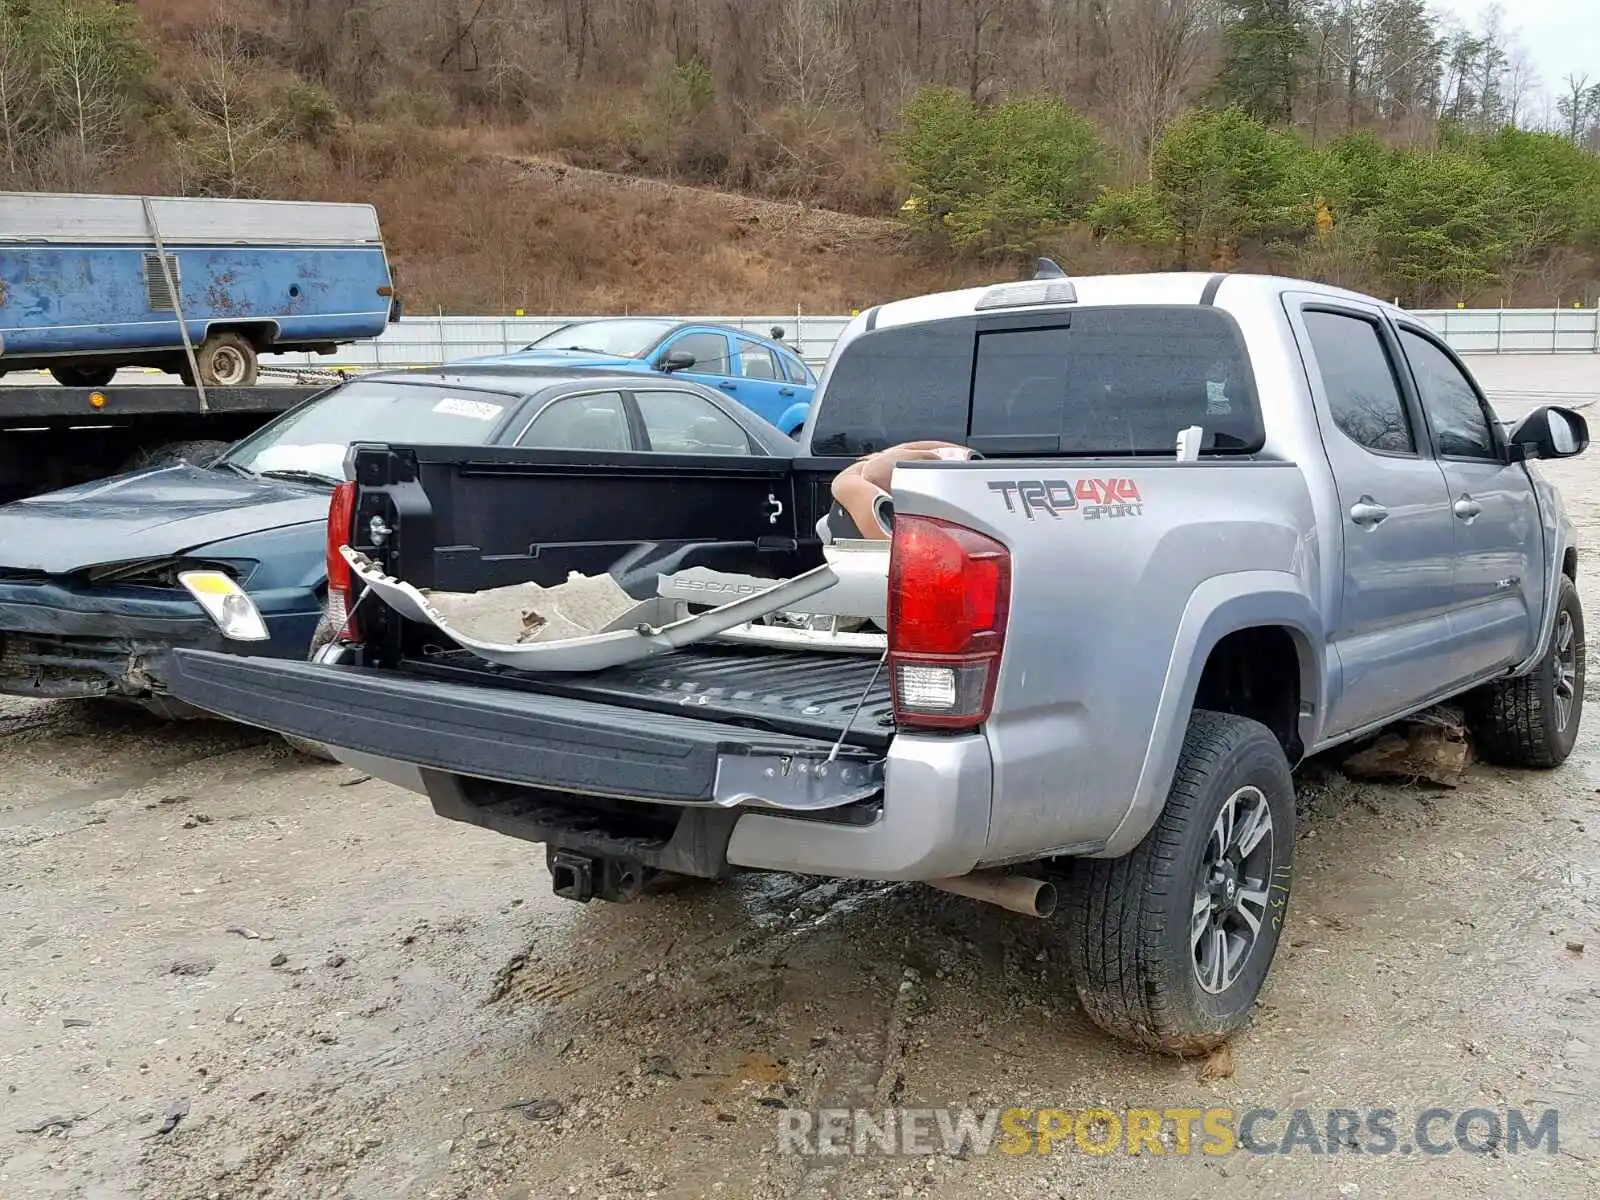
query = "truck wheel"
(122, 439, 231, 473)
(195, 333, 258, 387)
(50, 365, 116, 387)
(282, 613, 338, 762)
(1467, 574, 1585, 768)
(1063, 710, 1294, 1054)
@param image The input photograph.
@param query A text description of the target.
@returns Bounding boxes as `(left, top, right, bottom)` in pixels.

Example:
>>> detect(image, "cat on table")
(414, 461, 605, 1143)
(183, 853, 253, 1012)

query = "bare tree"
(763, 0, 854, 111)
(1504, 45, 1536, 128)
(40, 0, 137, 183)
(1557, 72, 1593, 143)
(0, 1, 40, 183)
(1099, 0, 1213, 172)
(956, 0, 1004, 101)
(183, 14, 286, 195)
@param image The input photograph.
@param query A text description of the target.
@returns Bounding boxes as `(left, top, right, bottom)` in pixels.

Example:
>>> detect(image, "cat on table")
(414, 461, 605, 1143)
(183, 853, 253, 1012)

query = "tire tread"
(1064, 710, 1289, 1054)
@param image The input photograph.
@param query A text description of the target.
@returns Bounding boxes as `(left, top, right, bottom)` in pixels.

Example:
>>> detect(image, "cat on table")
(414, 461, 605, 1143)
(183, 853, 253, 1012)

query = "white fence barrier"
(1415, 308, 1600, 354)
(263, 307, 1600, 372)
(264, 315, 853, 372)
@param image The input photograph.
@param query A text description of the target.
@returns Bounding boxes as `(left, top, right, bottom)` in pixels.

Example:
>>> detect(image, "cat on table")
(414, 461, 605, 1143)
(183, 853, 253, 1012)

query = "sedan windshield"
(216, 381, 512, 483)
(526, 319, 676, 358)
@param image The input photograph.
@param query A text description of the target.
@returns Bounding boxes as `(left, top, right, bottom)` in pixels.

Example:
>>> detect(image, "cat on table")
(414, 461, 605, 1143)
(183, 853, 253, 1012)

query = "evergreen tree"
(1218, 0, 1310, 125)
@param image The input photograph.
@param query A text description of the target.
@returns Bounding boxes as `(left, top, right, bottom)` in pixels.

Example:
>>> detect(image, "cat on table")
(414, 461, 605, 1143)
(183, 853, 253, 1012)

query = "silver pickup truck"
(168, 271, 1590, 1053)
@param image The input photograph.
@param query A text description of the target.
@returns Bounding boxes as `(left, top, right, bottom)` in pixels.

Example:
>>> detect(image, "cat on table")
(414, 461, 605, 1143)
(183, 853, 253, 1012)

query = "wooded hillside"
(1, 0, 1596, 311)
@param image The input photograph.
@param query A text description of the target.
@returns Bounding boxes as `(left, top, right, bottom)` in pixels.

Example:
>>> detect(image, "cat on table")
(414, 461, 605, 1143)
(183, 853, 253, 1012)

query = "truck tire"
(195, 332, 258, 387)
(282, 613, 338, 762)
(122, 439, 231, 473)
(50, 364, 117, 387)
(1063, 710, 1294, 1055)
(1467, 574, 1585, 768)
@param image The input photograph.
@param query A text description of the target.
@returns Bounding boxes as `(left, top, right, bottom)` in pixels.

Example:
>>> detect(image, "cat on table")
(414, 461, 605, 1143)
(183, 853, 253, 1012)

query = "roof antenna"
(1033, 257, 1066, 280)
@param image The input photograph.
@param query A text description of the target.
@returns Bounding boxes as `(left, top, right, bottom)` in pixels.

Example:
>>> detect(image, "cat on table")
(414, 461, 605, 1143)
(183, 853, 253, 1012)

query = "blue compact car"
(0, 366, 799, 726)
(462, 319, 817, 435)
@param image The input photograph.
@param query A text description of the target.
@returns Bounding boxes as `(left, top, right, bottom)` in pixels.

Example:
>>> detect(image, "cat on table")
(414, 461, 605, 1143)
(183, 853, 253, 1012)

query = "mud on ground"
(3, 461, 1599, 1200)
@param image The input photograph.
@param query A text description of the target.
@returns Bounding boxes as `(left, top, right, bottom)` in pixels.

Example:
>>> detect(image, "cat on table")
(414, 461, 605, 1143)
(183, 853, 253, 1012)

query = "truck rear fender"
(1100, 575, 1325, 857)
(885, 458, 1320, 868)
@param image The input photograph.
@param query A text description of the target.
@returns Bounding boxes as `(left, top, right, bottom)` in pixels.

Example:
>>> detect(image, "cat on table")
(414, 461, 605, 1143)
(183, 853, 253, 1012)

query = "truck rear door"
(1284, 298, 1463, 734)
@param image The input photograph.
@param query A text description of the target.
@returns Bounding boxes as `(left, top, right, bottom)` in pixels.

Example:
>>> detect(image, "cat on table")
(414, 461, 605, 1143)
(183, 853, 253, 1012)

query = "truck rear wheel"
(1063, 710, 1294, 1054)
(50, 365, 116, 387)
(195, 332, 258, 387)
(1467, 574, 1585, 768)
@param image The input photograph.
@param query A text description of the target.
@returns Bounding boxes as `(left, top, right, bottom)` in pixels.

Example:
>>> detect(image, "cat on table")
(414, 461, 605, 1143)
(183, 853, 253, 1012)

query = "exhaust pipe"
(926, 871, 1057, 918)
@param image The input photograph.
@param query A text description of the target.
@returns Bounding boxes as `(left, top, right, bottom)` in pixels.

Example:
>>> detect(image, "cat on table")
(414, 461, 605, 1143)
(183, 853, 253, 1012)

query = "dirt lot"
(3, 461, 1598, 1200)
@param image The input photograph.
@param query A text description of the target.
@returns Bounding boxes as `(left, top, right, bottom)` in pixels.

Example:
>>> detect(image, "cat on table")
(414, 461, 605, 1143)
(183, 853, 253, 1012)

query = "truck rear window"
(810, 305, 1263, 457)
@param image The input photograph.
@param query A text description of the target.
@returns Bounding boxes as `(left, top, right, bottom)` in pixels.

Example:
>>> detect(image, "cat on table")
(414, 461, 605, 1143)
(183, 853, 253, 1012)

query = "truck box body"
(0, 192, 395, 368)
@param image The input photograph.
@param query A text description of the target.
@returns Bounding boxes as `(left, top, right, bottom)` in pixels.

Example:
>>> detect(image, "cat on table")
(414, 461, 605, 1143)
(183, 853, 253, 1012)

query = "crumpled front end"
(0, 565, 321, 705)
(0, 629, 200, 700)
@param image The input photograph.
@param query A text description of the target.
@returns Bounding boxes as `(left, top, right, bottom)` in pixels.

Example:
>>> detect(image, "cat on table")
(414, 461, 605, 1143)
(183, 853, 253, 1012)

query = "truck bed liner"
(404, 642, 895, 750)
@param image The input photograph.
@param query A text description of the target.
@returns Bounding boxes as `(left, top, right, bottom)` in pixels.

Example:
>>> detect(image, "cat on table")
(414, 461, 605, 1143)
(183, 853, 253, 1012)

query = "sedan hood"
(0, 465, 332, 574)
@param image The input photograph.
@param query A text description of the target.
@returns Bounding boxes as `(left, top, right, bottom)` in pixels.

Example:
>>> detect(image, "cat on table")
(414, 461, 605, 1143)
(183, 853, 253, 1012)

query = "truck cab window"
(1399, 328, 1498, 460)
(969, 307, 1262, 455)
(1302, 310, 1416, 455)
(808, 318, 975, 456)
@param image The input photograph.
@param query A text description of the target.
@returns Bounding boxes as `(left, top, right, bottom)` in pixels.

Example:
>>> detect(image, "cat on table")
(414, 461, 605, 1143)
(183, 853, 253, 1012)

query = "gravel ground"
(2, 461, 1598, 1200)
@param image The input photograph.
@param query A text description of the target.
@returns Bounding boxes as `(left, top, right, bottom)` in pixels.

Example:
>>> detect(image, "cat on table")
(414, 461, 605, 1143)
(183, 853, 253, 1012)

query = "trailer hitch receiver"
(547, 849, 648, 904)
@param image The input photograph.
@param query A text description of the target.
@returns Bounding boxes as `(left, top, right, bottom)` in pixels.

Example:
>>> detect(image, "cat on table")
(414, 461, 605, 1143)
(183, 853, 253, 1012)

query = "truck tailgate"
(168, 647, 887, 807)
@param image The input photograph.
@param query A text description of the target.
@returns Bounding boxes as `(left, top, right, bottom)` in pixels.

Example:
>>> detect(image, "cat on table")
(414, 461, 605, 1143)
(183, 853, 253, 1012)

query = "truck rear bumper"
(726, 734, 991, 880)
(167, 648, 993, 881)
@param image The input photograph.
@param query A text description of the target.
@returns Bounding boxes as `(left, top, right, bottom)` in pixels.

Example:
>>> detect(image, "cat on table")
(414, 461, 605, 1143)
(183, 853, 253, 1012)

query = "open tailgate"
(168, 648, 883, 810)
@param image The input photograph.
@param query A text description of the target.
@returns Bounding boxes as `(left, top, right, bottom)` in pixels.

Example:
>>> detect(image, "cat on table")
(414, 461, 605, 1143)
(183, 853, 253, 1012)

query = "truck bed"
(403, 642, 894, 750)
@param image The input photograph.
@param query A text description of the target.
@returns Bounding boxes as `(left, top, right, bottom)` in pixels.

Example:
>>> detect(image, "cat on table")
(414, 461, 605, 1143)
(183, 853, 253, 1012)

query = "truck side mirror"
(1509, 406, 1589, 461)
(660, 350, 696, 372)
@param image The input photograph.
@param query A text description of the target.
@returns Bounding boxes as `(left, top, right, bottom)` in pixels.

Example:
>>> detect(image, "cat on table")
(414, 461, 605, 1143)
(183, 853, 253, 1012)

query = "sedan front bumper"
(0, 581, 319, 700)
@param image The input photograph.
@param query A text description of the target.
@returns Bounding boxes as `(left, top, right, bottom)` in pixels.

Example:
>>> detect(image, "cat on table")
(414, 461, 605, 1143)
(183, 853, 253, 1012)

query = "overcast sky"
(1430, 0, 1600, 101)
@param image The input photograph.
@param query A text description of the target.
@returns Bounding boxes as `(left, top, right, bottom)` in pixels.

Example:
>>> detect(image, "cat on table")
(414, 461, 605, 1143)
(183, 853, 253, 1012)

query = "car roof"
(354, 364, 685, 394)
(343, 365, 799, 454)
(542, 317, 800, 349)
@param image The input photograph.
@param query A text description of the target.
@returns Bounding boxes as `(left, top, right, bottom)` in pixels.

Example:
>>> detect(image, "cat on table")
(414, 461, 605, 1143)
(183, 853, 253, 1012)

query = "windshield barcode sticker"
(433, 397, 504, 421)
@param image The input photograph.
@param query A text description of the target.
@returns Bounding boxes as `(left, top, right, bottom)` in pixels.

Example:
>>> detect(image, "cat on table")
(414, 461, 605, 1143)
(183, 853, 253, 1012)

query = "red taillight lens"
(325, 480, 359, 640)
(887, 515, 1011, 730)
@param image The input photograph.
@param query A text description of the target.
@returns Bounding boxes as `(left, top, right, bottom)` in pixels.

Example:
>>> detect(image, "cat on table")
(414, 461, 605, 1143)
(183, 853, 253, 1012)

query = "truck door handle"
(719, 381, 738, 391)
(779, 387, 795, 397)
(1453, 496, 1483, 521)
(1349, 499, 1389, 528)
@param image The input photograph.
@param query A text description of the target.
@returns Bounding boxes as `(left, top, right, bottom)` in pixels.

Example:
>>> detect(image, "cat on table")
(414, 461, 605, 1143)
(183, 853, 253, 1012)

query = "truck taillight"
(326, 480, 360, 640)
(887, 515, 1011, 730)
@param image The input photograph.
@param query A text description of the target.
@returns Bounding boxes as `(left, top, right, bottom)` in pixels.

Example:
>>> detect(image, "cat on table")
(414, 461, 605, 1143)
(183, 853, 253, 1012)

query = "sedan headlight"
(179, 570, 270, 642)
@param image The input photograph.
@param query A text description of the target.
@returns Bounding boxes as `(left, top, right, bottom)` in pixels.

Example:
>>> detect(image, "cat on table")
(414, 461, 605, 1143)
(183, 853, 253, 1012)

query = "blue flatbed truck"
(0, 191, 397, 500)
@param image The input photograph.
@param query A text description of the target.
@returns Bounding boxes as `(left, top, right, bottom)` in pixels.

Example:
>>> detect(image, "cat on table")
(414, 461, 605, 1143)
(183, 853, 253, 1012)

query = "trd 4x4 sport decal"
(987, 478, 1145, 521)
